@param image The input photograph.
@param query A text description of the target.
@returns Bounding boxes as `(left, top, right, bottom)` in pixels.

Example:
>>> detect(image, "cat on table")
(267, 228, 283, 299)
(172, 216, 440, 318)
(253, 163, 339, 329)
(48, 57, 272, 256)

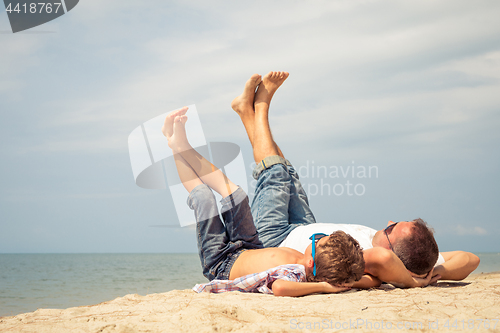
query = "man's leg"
(233, 72, 296, 247)
(252, 71, 288, 163)
(252, 72, 315, 228)
(231, 73, 284, 162)
(233, 72, 316, 247)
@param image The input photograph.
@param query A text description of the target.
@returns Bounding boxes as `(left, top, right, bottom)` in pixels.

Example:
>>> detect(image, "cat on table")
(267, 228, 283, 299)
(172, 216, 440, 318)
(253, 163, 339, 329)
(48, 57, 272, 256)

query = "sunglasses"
(384, 222, 400, 252)
(309, 233, 328, 276)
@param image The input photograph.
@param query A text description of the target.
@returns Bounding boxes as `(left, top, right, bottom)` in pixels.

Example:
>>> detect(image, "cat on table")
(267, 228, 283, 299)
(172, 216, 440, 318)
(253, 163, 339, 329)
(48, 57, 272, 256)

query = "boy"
(162, 77, 364, 296)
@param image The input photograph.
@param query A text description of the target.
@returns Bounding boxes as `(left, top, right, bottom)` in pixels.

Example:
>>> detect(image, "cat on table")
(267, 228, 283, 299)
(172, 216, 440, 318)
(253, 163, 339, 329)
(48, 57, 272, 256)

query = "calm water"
(1, 252, 499, 317)
(0, 253, 204, 317)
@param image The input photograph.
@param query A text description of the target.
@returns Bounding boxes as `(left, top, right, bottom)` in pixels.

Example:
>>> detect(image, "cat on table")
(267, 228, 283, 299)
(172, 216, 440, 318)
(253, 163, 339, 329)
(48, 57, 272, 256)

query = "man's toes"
(250, 73, 261, 82)
(254, 75, 262, 86)
(248, 74, 262, 88)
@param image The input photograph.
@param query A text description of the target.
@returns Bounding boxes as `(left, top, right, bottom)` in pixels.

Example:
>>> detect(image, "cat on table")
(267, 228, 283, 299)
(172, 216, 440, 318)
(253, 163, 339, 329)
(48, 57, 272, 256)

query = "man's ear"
(307, 258, 314, 269)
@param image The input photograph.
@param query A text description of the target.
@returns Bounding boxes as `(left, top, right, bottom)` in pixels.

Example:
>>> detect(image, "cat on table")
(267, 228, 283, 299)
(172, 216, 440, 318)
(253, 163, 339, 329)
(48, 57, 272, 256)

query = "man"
(231, 71, 480, 288)
(279, 220, 481, 287)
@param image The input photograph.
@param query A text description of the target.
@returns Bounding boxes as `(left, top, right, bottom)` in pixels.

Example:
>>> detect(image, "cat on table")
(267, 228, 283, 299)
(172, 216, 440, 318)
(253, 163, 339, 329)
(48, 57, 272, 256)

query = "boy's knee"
(187, 184, 219, 221)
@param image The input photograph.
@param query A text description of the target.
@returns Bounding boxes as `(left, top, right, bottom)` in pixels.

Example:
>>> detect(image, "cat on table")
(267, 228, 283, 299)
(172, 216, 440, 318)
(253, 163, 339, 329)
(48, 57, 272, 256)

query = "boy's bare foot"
(162, 106, 188, 139)
(231, 74, 262, 116)
(254, 71, 289, 107)
(168, 115, 190, 152)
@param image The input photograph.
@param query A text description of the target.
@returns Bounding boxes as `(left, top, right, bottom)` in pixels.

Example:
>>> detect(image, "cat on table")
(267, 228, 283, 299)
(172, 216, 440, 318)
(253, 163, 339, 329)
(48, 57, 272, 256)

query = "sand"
(1, 273, 499, 333)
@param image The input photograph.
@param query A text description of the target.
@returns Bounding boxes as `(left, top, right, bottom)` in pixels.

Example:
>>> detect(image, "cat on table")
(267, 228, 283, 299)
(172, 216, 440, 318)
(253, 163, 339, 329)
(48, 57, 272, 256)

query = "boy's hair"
(306, 230, 365, 285)
(393, 218, 439, 275)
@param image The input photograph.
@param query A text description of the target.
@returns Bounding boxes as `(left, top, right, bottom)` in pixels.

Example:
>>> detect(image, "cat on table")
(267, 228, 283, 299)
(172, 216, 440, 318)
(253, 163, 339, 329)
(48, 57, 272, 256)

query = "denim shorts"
(188, 184, 263, 281)
(251, 155, 316, 248)
(212, 249, 246, 280)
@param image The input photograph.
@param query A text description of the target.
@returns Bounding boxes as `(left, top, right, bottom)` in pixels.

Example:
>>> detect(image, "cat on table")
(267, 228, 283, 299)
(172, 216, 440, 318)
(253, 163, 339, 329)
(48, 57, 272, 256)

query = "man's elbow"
(454, 252, 481, 280)
(472, 253, 480, 268)
(468, 252, 480, 273)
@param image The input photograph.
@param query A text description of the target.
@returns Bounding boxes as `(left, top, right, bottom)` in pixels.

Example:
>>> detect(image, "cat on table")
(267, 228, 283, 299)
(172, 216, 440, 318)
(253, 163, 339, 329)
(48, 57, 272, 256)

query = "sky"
(0, 0, 499, 254)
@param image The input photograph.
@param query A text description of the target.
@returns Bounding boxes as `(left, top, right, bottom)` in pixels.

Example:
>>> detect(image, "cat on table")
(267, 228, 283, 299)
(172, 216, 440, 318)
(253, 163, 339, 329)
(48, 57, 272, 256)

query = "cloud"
(455, 225, 488, 236)
(2, 0, 500, 158)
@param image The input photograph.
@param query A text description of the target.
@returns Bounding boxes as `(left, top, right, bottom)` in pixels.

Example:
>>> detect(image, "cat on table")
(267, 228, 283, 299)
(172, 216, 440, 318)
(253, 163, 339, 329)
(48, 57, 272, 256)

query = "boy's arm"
(271, 279, 350, 297)
(432, 251, 480, 281)
(363, 248, 440, 288)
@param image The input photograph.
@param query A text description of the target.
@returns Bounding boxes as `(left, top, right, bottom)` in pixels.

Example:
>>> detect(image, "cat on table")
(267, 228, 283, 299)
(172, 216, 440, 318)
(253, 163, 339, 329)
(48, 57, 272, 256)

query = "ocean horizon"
(1, 252, 499, 317)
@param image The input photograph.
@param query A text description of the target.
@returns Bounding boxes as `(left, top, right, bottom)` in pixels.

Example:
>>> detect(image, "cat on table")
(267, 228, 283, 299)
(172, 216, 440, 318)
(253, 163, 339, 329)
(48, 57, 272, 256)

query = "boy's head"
(306, 231, 365, 286)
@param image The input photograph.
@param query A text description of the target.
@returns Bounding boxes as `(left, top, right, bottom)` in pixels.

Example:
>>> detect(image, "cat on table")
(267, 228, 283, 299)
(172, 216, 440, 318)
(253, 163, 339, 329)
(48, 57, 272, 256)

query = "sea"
(1, 252, 499, 317)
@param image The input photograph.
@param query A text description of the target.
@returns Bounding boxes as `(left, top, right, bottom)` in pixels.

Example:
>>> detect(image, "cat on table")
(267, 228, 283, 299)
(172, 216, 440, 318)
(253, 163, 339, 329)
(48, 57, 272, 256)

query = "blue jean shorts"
(188, 184, 263, 281)
(251, 155, 316, 248)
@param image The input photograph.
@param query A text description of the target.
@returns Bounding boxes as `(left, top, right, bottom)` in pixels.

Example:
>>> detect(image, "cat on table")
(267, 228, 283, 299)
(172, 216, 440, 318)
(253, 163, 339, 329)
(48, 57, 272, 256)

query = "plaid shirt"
(192, 264, 306, 294)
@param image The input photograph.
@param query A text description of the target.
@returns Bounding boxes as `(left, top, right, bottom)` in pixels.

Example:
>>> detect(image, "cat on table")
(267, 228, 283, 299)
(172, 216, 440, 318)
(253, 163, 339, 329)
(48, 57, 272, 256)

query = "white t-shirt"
(279, 223, 445, 266)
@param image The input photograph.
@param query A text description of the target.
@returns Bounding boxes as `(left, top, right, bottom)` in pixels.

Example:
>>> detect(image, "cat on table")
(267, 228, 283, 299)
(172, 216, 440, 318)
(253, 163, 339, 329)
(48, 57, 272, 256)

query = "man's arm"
(363, 247, 439, 288)
(271, 280, 349, 297)
(432, 251, 480, 281)
(352, 274, 382, 289)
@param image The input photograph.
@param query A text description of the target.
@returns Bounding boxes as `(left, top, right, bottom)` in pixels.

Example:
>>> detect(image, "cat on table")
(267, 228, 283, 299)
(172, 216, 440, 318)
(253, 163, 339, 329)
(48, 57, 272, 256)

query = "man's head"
(306, 230, 365, 285)
(373, 218, 439, 275)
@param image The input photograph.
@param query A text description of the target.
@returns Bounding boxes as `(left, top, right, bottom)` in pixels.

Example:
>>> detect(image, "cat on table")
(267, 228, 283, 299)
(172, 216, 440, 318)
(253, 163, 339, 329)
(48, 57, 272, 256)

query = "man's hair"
(393, 218, 439, 275)
(306, 230, 365, 285)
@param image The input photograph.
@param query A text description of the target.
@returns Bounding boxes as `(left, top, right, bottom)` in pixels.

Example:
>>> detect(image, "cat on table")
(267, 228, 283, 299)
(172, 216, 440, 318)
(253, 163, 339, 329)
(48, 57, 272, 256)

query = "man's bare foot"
(231, 74, 262, 116)
(254, 71, 289, 107)
(167, 115, 190, 152)
(162, 106, 188, 139)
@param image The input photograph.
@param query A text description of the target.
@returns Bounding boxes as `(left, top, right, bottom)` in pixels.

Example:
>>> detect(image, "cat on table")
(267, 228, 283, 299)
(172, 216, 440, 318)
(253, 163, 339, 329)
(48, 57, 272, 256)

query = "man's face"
(372, 220, 414, 249)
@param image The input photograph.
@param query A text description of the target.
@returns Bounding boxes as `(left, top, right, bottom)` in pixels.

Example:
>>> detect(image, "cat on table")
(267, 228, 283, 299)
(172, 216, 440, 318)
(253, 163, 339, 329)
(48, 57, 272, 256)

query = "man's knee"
(254, 164, 291, 188)
(252, 156, 290, 180)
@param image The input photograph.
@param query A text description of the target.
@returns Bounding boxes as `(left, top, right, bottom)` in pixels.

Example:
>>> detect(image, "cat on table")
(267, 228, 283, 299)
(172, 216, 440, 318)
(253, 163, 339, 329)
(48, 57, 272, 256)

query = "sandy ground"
(1, 273, 499, 333)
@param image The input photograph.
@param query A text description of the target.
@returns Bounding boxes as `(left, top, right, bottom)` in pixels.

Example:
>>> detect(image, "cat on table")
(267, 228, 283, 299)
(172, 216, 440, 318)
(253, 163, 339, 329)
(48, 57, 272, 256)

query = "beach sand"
(1, 273, 499, 333)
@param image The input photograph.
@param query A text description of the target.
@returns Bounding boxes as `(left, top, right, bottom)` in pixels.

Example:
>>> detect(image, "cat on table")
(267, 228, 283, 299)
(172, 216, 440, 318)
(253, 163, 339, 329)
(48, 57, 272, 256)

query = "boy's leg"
(220, 186, 262, 248)
(164, 109, 238, 198)
(187, 184, 230, 280)
(189, 184, 261, 281)
(164, 108, 230, 280)
(164, 107, 261, 280)
(162, 107, 204, 192)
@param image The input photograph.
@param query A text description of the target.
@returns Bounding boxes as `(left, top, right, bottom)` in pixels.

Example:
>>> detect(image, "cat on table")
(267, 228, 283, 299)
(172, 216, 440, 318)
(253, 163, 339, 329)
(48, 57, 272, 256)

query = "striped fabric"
(193, 264, 306, 294)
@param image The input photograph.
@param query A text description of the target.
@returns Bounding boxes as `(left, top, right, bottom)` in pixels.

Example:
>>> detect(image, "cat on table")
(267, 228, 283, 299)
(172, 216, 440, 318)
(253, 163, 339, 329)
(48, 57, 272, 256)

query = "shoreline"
(1, 273, 499, 333)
